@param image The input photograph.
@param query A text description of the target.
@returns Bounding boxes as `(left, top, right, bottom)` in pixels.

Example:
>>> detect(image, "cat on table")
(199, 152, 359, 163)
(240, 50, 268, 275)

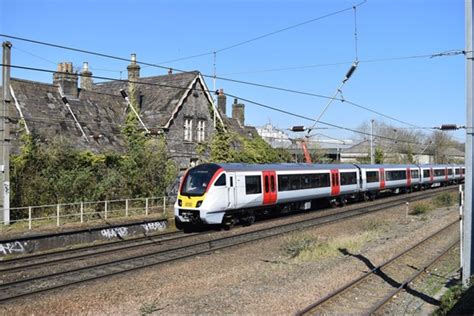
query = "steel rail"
(1, 186, 453, 272)
(296, 220, 460, 315)
(0, 188, 454, 302)
(367, 240, 459, 314)
(0, 230, 196, 273)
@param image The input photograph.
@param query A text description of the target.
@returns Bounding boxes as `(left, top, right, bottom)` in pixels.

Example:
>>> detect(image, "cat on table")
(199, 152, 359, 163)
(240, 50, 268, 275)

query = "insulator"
(291, 126, 305, 132)
(120, 89, 128, 99)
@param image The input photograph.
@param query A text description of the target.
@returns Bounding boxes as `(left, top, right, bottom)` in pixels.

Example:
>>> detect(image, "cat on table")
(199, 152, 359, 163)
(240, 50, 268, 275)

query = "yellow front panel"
(178, 193, 205, 208)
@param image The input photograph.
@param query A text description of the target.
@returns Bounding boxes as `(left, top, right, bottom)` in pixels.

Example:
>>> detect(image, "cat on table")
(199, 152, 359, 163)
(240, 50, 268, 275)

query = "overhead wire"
(0, 34, 461, 129)
(156, 1, 367, 65)
(219, 50, 470, 76)
(2, 63, 446, 147)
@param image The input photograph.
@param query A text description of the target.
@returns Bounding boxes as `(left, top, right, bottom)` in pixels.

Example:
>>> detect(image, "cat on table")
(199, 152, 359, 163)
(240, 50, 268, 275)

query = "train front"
(174, 163, 224, 229)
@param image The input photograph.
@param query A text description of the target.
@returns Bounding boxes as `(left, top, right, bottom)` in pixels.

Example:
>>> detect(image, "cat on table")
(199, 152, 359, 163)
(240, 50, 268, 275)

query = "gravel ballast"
(0, 197, 459, 315)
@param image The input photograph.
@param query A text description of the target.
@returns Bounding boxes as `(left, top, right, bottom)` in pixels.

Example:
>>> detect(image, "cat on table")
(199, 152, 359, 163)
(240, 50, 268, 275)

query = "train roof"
(191, 163, 464, 173)
(354, 164, 420, 169)
(201, 163, 358, 172)
(418, 164, 463, 168)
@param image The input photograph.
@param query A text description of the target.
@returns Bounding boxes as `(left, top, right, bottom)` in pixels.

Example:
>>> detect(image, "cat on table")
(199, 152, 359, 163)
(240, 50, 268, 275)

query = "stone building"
(2, 54, 256, 170)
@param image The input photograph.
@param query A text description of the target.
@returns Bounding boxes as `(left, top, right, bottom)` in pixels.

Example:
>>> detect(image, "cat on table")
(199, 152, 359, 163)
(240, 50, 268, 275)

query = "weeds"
(434, 284, 464, 316)
(284, 235, 316, 259)
(283, 231, 376, 261)
(139, 299, 161, 316)
(409, 202, 432, 215)
(362, 219, 385, 232)
(433, 192, 456, 208)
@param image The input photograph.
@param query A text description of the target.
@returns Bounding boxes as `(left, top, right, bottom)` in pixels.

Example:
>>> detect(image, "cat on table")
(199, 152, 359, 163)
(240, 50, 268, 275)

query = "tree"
(209, 130, 291, 163)
(430, 131, 455, 163)
(375, 147, 384, 164)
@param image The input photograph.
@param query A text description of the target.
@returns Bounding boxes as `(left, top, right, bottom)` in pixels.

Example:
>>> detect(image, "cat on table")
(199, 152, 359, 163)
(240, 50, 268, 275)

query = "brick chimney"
(80, 62, 93, 90)
(127, 53, 140, 81)
(217, 88, 226, 115)
(127, 53, 140, 102)
(232, 98, 245, 126)
(53, 62, 78, 96)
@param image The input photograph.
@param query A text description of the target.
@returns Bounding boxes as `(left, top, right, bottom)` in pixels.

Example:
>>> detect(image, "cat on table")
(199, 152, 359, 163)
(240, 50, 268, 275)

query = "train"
(174, 163, 464, 230)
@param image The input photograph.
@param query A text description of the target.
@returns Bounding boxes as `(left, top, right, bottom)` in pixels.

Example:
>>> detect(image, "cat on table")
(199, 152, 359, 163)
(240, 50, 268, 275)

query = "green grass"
(434, 284, 464, 316)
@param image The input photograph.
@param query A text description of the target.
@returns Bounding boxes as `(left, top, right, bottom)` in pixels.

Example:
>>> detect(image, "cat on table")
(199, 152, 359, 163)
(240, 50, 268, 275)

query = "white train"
(174, 163, 464, 229)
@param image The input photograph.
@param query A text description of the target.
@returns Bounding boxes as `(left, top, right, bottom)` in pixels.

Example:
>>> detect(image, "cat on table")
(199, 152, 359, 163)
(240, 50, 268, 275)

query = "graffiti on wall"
(0, 241, 25, 256)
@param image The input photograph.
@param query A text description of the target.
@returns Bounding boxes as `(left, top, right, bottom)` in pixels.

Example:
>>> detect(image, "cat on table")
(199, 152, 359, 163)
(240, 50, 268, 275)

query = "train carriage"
(175, 162, 463, 230)
(419, 164, 454, 188)
(356, 164, 420, 194)
(175, 163, 359, 228)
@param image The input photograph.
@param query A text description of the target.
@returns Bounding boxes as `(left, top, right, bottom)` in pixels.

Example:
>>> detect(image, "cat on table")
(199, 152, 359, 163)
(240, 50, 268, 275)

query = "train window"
(366, 171, 379, 183)
(423, 169, 430, 178)
(385, 170, 407, 181)
(340, 172, 357, 185)
(411, 169, 419, 178)
(455, 168, 460, 175)
(290, 175, 301, 190)
(448, 169, 453, 175)
(214, 174, 226, 186)
(230, 176, 234, 187)
(310, 173, 330, 188)
(264, 176, 269, 193)
(245, 176, 262, 194)
(434, 169, 445, 177)
(270, 175, 275, 192)
(278, 175, 289, 191)
(301, 174, 312, 189)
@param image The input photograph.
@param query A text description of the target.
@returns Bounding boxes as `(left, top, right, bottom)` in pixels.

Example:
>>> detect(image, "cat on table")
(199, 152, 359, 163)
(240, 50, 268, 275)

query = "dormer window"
(184, 118, 193, 141)
(197, 119, 206, 142)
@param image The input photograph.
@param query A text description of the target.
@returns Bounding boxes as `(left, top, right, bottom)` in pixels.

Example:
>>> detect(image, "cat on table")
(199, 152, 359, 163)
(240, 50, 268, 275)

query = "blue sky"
(0, 0, 467, 142)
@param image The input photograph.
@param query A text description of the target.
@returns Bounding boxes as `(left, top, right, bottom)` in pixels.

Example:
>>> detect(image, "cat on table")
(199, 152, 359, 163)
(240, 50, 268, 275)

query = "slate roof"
(8, 78, 127, 153)
(3, 71, 255, 154)
(93, 71, 220, 129)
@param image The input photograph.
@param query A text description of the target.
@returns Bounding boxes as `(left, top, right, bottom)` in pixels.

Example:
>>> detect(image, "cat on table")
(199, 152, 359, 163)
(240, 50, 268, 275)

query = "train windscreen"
(180, 164, 221, 196)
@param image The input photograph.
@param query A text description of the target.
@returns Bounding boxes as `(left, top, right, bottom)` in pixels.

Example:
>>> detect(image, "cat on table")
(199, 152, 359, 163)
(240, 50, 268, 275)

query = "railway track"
(0, 230, 197, 273)
(0, 187, 456, 303)
(297, 220, 460, 315)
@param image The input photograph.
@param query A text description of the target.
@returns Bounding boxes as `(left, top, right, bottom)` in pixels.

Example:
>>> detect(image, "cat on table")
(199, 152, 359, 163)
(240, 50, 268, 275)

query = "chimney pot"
(80, 62, 93, 90)
(232, 100, 245, 126)
(53, 62, 78, 96)
(127, 53, 141, 81)
(217, 88, 227, 115)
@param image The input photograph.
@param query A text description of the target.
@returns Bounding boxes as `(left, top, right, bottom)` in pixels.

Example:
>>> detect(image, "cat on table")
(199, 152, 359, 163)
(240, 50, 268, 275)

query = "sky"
(0, 0, 468, 143)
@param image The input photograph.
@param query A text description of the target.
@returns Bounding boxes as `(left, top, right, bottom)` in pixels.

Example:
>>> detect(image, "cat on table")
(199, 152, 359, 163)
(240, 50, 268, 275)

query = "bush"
(409, 202, 432, 215)
(433, 192, 456, 208)
(11, 129, 177, 213)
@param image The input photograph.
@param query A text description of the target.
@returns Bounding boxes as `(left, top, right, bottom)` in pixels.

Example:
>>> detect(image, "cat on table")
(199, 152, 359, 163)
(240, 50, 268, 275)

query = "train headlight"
(178, 199, 182, 206)
(196, 200, 203, 207)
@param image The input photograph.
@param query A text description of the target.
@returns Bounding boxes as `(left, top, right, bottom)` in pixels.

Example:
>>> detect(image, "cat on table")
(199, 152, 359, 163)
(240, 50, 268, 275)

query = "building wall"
(165, 80, 217, 170)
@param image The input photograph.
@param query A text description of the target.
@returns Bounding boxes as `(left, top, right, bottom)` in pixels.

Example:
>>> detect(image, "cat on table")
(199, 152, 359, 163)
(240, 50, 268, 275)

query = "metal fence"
(5, 196, 176, 230)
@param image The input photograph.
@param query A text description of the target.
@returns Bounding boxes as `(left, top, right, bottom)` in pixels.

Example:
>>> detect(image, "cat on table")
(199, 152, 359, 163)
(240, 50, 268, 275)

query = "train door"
(379, 168, 385, 189)
(430, 167, 434, 183)
(262, 171, 277, 205)
(226, 173, 237, 209)
(445, 167, 448, 181)
(407, 167, 411, 187)
(331, 169, 340, 196)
